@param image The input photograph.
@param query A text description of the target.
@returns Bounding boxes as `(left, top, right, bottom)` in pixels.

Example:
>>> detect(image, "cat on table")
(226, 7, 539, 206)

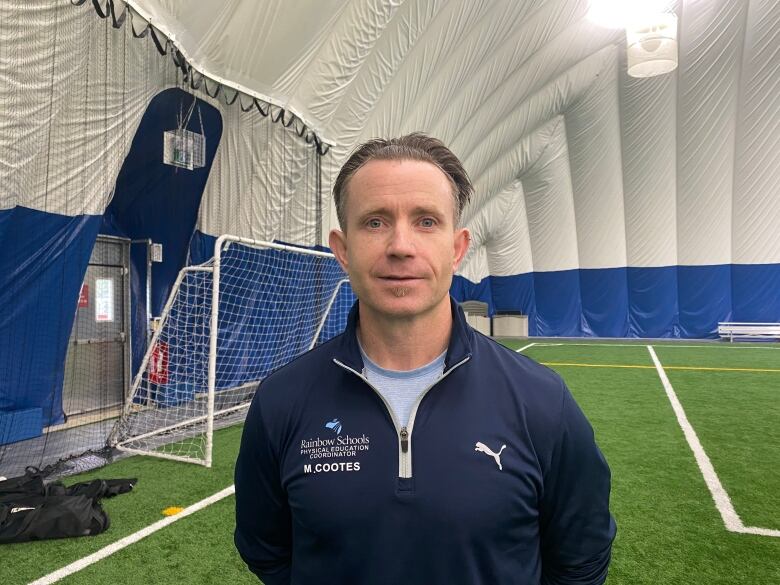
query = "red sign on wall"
(149, 342, 169, 385)
(78, 284, 89, 308)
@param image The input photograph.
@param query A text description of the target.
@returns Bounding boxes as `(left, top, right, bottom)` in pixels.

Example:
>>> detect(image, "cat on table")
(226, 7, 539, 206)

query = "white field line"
(646, 346, 780, 538)
(29, 485, 237, 585)
(516, 342, 536, 353)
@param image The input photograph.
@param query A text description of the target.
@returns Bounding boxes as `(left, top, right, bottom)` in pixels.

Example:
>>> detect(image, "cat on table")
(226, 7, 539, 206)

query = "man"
(235, 133, 616, 584)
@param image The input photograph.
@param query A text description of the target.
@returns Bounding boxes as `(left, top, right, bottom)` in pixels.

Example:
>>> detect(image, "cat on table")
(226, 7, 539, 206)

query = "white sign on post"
(95, 278, 114, 322)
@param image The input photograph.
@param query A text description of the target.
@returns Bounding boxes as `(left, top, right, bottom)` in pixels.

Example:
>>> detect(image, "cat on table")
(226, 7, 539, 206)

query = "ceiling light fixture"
(588, 1, 679, 78)
(626, 12, 679, 78)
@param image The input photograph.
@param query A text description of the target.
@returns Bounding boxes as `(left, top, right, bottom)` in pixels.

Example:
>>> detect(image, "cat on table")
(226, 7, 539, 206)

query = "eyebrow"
(358, 206, 446, 219)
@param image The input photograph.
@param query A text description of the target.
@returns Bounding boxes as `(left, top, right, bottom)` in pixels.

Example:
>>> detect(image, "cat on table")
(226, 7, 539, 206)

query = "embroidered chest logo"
(300, 418, 369, 475)
(325, 418, 342, 434)
(475, 441, 506, 471)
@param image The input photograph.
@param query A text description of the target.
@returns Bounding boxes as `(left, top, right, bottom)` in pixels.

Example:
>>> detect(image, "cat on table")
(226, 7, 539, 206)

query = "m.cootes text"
(304, 462, 361, 473)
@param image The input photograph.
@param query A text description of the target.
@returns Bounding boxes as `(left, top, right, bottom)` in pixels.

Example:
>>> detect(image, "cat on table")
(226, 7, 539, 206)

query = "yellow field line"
(542, 362, 653, 369)
(665, 365, 780, 373)
(541, 362, 780, 373)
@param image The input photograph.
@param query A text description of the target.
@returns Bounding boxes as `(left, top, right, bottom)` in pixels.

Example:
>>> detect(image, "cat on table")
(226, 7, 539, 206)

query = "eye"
(366, 218, 383, 229)
(419, 217, 437, 228)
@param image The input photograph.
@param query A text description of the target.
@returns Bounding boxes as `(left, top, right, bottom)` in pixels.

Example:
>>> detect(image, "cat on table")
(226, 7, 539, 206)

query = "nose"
(386, 223, 416, 258)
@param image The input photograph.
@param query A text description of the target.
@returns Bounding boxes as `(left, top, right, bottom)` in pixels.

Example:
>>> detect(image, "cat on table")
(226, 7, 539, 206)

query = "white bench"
(717, 322, 780, 341)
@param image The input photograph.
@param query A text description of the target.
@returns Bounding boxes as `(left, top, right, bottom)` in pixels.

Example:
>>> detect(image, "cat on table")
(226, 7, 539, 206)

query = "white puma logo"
(475, 442, 506, 470)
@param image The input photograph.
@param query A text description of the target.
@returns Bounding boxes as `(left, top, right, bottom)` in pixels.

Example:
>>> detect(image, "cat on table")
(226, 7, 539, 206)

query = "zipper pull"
(400, 427, 409, 453)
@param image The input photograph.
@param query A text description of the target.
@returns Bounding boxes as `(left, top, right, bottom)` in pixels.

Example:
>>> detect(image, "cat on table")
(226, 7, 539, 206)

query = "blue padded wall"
(452, 263, 780, 338)
(0, 206, 100, 429)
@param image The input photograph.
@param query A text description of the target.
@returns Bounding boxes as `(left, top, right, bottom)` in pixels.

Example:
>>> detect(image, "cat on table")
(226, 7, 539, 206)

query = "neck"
(357, 299, 452, 371)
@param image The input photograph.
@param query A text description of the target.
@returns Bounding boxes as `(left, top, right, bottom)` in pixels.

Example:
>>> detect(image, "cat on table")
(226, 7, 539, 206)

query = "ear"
(329, 229, 349, 273)
(452, 227, 470, 271)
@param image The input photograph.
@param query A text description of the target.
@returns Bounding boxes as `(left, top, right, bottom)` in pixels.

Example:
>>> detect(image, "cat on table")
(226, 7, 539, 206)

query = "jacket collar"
(334, 296, 473, 374)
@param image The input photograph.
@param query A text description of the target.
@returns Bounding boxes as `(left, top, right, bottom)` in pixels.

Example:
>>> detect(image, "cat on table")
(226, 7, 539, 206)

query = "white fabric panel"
(197, 103, 255, 240)
(455, 44, 619, 214)
(460, 212, 490, 282)
(732, 0, 780, 264)
(364, 0, 550, 142)
(451, 46, 619, 254)
(398, 0, 566, 138)
(462, 117, 570, 279)
(290, 0, 406, 130)
(130, 0, 347, 117)
(315, 0, 460, 234)
(430, 48, 619, 275)
(197, 100, 320, 245)
(462, 180, 532, 280)
(317, 0, 496, 219)
(447, 25, 618, 175)
(565, 46, 627, 269)
(676, 0, 748, 265)
(520, 117, 579, 272)
(620, 50, 678, 267)
(318, 1, 615, 237)
(485, 182, 533, 277)
(467, 134, 546, 223)
(0, 2, 173, 216)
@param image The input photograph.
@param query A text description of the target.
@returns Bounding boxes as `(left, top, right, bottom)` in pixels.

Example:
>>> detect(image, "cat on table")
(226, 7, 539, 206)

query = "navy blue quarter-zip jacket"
(235, 298, 616, 585)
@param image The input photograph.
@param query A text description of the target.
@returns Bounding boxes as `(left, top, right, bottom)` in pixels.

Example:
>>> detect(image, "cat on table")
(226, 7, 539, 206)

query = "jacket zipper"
(333, 355, 471, 479)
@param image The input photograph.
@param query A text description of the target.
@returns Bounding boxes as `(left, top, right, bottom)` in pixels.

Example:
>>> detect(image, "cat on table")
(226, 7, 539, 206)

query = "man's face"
(329, 159, 470, 322)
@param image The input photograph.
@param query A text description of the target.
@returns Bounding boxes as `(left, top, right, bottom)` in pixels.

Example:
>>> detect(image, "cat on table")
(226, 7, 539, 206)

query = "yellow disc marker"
(162, 506, 185, 516)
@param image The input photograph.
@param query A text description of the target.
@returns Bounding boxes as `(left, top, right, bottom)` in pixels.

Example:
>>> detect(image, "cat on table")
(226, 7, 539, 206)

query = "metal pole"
(205, 236, 227, 468)
(130, 238, 153, 344)
(123, 239, 132, 402)
(146, 239, 152, 341)
(315, 148, 323, 247)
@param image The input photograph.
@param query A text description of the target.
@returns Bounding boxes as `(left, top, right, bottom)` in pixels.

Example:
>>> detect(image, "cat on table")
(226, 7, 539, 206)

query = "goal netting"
(108, 236, 354, 466)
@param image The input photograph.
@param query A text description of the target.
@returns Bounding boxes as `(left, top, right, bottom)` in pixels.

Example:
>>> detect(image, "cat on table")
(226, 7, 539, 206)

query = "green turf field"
(4, 340, 779, 584)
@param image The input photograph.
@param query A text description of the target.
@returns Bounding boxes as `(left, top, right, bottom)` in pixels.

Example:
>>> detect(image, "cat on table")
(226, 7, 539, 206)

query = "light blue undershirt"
(359, 343, 446, 428)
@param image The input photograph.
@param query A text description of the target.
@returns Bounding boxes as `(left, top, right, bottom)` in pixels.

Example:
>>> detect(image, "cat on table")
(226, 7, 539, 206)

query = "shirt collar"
(334, 296, 473, 374)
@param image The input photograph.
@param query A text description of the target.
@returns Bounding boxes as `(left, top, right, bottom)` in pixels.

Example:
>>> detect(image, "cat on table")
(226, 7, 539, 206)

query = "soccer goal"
(108, 235, 354, 467)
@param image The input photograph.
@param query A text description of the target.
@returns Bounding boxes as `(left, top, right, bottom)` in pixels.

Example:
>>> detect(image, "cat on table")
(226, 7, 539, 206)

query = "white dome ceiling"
(127, 0, 780, 284)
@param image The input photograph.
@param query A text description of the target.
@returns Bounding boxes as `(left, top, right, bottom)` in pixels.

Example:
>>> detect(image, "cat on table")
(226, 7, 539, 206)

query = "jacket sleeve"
(539, 379, 617, 585)
(234, 391, 292, 585)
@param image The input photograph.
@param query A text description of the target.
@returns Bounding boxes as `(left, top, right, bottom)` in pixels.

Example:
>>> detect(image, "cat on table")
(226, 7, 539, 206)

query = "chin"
(366, 290, 444, 320)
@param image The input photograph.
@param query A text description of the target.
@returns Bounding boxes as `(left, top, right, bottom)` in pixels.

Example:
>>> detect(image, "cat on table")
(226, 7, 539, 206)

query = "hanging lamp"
(626, 12, 679, 78)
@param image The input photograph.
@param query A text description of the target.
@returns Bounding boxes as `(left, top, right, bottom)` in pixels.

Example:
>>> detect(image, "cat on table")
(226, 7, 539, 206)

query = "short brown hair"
(333, 133, 472, 229)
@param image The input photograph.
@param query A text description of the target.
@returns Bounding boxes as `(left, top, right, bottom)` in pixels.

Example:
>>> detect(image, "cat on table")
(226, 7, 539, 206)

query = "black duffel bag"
(0, 493, 109, 542)
(0, 468, 136, 544)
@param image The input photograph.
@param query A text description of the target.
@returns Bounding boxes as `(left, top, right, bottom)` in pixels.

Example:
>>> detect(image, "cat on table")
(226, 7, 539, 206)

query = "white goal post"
(108, 235, 353, 467)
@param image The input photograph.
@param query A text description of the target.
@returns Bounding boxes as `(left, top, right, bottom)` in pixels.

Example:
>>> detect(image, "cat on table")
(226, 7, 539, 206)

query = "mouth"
(377, 275, 422, 284)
